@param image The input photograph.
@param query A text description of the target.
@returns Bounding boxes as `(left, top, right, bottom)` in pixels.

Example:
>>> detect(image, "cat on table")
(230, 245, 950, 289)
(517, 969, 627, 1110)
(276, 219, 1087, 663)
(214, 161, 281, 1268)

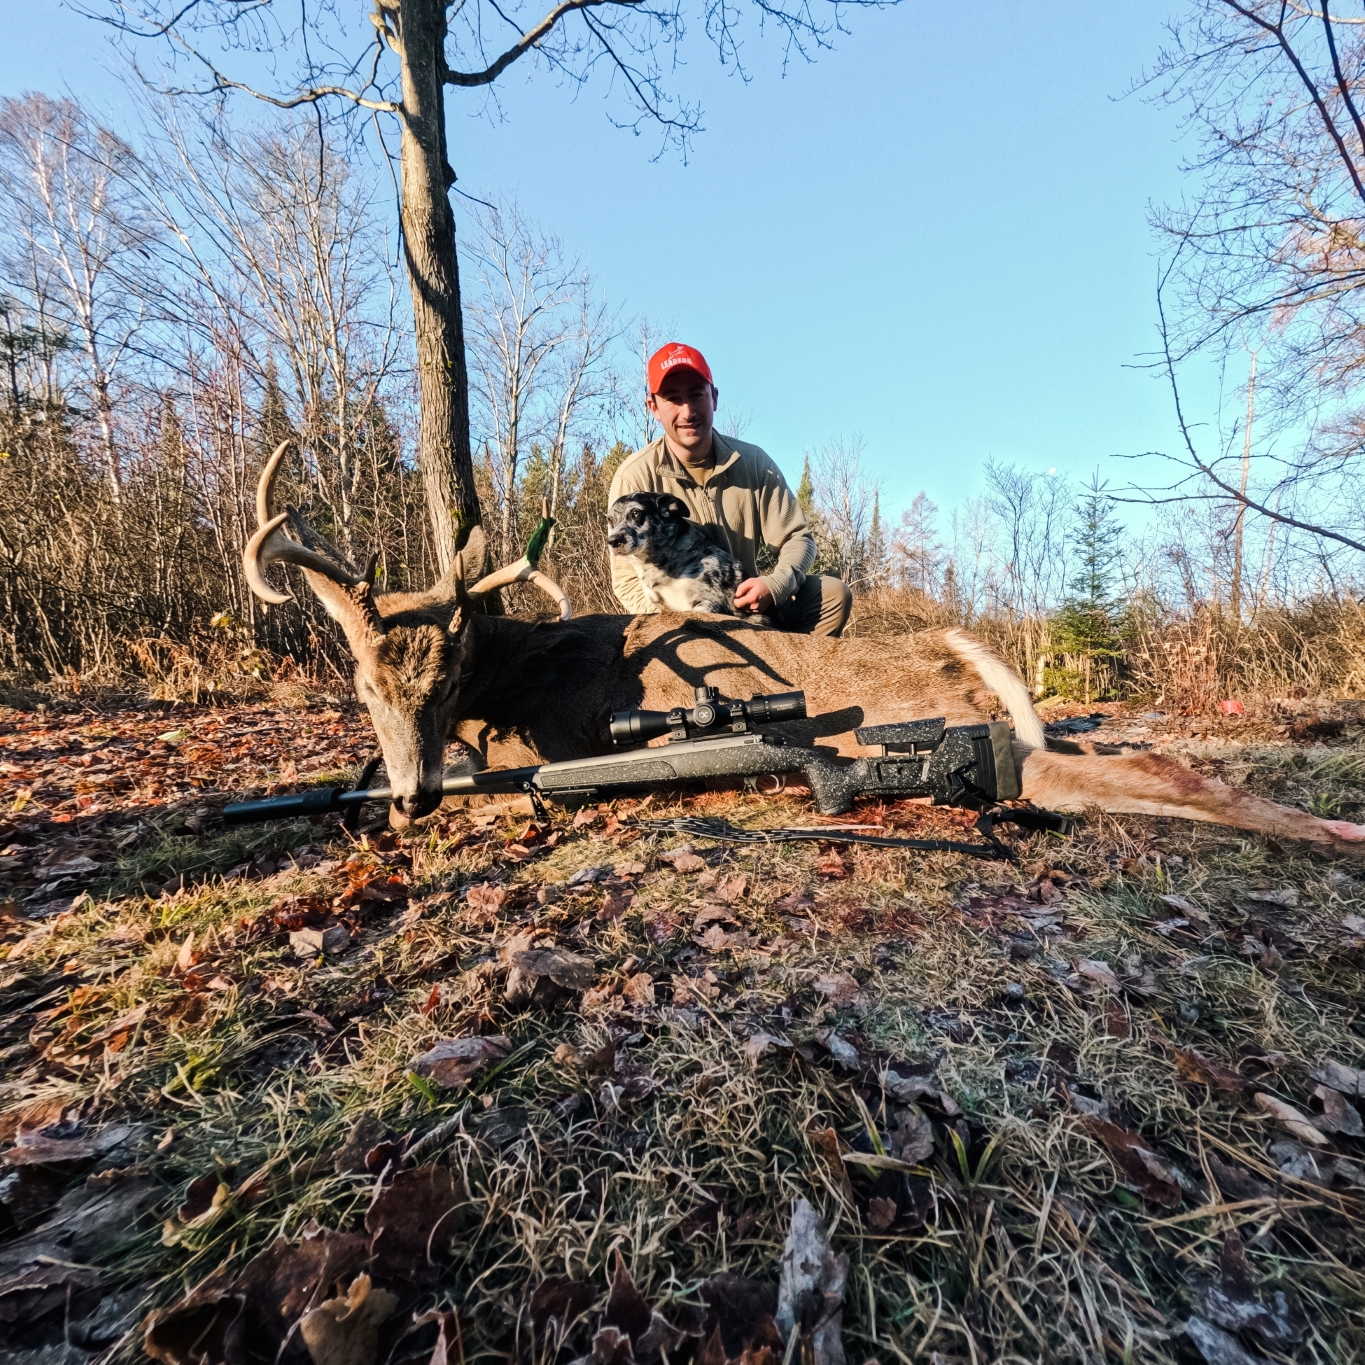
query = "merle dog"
(606, 491, 746, 615)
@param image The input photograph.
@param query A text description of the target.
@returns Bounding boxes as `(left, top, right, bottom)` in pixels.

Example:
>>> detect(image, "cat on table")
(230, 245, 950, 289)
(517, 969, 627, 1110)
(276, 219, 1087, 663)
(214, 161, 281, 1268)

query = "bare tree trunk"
(390, 0, 480, 572)
(1229, 350, 1256, 624)
(91, 368, 121, 502)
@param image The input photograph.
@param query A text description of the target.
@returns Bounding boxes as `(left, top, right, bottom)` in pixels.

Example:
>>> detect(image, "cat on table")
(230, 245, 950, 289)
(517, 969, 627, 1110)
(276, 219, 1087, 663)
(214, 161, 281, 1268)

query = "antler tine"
(243, 440, 377, 625)
(470, 561, 572, 620)
(256, 440, 290, 529)
(244, 512, 370, 606)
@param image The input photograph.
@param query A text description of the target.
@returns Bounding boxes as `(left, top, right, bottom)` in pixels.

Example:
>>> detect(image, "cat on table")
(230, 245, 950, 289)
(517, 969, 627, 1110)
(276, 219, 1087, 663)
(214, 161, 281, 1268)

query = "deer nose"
(393, 788, 441, 820)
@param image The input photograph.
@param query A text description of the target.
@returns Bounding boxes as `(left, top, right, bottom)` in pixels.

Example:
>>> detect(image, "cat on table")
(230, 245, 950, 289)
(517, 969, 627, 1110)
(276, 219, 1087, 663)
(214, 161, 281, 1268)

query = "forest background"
(6, 1, 1365, 714)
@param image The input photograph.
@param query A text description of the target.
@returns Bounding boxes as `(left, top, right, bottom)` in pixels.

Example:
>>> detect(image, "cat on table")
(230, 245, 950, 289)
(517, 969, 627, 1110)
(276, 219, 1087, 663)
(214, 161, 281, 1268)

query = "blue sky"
(4, 1, 1208, 521)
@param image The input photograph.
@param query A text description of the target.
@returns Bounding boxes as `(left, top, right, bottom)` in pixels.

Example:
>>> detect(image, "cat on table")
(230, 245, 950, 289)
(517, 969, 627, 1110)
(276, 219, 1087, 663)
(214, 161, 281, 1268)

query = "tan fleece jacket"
(607, 432, 817, 614)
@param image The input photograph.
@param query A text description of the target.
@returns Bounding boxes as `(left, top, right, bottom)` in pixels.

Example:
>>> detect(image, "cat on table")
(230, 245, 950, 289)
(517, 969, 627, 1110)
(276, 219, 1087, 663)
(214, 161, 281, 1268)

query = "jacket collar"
(658, 432, 740, 486)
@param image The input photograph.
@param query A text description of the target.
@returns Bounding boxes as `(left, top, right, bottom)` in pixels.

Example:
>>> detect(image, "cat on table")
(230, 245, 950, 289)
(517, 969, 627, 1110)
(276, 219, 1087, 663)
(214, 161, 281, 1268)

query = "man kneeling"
(607, 342, 852, 637)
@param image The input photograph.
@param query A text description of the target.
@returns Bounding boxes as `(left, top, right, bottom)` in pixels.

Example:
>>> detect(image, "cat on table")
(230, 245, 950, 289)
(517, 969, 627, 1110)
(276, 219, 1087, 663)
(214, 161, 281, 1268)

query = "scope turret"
(609, 686, 806, 746)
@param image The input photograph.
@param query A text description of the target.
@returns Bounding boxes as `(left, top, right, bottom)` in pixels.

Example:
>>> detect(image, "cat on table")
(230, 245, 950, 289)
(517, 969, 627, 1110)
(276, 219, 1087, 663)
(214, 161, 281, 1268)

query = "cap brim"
(650, 364, 712, 393)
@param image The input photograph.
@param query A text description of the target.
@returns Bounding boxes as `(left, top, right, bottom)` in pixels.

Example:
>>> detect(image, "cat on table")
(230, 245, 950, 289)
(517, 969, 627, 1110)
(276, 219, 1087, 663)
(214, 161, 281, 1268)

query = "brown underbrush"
(849, 589, 1365, 715)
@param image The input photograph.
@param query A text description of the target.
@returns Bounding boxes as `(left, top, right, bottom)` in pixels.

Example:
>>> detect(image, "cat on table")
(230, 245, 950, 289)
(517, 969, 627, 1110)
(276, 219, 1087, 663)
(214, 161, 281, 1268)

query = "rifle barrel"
(222, 765, 543, 826)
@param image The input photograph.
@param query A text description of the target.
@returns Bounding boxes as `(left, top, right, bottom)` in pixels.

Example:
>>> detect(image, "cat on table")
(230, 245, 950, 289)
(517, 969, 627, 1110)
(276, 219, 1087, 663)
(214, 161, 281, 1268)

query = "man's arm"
(753, 464, 818, 606)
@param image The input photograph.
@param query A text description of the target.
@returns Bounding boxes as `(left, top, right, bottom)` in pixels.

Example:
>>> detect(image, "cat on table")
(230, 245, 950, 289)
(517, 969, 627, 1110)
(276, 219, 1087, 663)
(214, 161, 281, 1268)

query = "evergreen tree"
(865, 490, 886, 587)
(796, 455, 814, 518)
(1051, 473, 1125, 701)
(255, 361, 298, 460)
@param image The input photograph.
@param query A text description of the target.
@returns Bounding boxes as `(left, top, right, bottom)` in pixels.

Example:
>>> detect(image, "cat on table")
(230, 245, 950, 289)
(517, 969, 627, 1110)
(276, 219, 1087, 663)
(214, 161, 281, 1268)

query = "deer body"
(244, 443, 1365, 858)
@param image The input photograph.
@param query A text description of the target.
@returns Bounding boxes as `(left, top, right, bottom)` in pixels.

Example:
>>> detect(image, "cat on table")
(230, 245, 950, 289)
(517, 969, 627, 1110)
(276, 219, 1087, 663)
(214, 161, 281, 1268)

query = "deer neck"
(450, 614, 628, 756)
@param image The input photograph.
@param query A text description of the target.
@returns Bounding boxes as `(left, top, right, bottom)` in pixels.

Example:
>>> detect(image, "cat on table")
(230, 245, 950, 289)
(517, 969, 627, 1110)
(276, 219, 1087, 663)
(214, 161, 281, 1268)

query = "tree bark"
(393, 0, 480, 573)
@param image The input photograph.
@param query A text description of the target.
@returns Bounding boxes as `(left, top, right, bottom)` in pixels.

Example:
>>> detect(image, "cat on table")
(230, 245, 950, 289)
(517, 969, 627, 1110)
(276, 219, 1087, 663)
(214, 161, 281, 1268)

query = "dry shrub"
(1126, 596, 1365, 709)
(844, 587, 1049, 691)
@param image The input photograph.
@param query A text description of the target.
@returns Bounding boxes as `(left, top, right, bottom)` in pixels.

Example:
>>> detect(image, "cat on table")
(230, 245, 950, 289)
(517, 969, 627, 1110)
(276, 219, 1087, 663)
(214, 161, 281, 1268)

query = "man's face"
(647, 368, 718, 463)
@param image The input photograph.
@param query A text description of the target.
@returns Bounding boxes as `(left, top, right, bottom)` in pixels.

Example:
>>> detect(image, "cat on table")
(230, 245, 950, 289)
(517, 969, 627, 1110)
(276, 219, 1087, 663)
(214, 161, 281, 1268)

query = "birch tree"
(0, 94, 157, 500)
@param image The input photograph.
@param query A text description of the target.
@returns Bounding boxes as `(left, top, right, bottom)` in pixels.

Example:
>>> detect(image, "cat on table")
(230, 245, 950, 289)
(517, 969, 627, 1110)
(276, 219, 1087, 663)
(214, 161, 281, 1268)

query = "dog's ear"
(660, 495, 690, 521)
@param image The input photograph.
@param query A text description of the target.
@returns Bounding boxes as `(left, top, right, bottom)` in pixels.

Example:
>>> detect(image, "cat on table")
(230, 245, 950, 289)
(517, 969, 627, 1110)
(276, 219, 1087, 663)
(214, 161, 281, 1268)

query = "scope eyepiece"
(745, 691, 807, 724)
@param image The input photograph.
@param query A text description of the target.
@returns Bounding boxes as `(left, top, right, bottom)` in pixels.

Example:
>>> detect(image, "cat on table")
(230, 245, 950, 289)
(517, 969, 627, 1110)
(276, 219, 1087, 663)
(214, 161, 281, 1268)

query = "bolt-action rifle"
(223, 687, 1070, 846)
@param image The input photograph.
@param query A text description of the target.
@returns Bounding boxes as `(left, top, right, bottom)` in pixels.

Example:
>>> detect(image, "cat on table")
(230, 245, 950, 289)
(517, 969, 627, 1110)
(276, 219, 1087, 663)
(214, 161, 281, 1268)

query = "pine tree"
(865, 490, 886, 588)
(256, 361, 298, 460)
(1051, 473, 1125, 702)
(797, 455, 814, 518)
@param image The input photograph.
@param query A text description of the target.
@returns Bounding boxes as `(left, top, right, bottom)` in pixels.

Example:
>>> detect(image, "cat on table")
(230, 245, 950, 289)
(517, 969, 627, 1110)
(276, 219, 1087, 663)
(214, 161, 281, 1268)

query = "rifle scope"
(609, 686, 806, 746)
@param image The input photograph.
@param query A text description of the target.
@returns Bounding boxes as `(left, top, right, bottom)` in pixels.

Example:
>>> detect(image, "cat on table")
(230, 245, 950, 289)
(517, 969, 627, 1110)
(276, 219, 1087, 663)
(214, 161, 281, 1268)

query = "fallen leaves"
(410, 1035, 512, 1089)
(811, 971, 863, 1007)
(365, 1165, 463, 1281)
(1245, 887, 1298, 908)
(531, 1276, 598, 1338)
(1172, 1048, 1249, 1096)
(299, 1274, 399, 1365)
(464, 883, 508, 920)
(1193, 1230, 1306, 1352)
(2, 1121, 140, 1167)
(144, 1223, 370, 1365)
(1074, 958, 1120, 991)
(1311, 1084, 1364, 1136)
(776, 1198, 846, 1365)
(506, 946, 595, 1007)
(1078, 1117, 1182, 1206)
(1251, 1093, 1328, 1146)
(658, 846, 706, 874)
(620, 972, 656, 1006)
(1309, 1058, 1365, 1098)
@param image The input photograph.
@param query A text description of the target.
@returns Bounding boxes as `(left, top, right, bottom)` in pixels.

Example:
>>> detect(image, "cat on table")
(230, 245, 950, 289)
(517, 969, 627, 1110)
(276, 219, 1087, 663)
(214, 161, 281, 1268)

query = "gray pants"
(773, 574, 852, 637)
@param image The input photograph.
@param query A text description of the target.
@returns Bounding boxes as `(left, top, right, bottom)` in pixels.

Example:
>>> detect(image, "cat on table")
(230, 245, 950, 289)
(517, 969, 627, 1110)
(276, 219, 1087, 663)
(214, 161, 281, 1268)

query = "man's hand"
(733, 577, 775, 613)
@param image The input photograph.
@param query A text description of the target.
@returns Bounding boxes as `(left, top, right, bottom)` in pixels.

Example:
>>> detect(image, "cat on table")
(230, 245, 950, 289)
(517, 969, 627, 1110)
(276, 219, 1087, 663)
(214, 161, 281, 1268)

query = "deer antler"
(468, 500, 572, 620)
(243, 442, 385, 640)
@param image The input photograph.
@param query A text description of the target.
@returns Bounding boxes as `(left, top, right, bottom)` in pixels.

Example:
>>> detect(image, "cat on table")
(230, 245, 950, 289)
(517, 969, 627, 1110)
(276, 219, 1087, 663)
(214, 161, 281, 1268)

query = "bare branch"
(1219, 0, 1365, 206)
(444, 0, 637, 86)
(1129, 258, 1365, 555)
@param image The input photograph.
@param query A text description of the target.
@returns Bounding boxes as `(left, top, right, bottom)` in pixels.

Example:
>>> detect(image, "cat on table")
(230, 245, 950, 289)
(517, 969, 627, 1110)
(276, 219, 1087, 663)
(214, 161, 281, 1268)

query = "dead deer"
(244, 442, 1365, 858)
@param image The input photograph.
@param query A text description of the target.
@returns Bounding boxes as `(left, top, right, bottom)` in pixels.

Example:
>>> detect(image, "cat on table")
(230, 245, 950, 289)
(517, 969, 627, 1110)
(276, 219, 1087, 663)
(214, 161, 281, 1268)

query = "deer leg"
(1015, 745, 1365, 859)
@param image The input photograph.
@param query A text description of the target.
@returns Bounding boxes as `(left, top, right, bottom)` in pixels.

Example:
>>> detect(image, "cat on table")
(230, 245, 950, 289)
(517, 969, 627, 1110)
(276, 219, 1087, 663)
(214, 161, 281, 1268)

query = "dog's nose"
(607, 534, 626, 548)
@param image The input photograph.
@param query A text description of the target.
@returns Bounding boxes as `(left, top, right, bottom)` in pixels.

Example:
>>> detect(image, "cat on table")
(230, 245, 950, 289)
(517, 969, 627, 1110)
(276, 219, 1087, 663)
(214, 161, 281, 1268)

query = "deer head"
(243, 441, 571, 822)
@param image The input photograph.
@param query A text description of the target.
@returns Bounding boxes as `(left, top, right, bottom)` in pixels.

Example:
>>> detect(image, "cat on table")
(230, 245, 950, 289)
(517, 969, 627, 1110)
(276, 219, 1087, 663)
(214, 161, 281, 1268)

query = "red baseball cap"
(647, 342, 713, 394)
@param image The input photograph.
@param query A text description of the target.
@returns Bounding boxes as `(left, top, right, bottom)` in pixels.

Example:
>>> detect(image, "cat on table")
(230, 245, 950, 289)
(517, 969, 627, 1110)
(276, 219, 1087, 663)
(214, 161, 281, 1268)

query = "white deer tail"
(943, 629, 1046, 750)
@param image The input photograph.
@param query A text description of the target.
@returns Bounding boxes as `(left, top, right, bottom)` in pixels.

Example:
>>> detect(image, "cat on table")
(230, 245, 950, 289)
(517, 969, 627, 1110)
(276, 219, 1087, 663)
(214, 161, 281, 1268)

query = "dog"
(606, 492, 746, 614)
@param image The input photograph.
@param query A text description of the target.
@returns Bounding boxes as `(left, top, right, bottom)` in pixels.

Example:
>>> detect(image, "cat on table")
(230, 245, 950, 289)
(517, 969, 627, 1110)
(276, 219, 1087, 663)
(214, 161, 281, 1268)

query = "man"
(608, 342, 852, 636)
